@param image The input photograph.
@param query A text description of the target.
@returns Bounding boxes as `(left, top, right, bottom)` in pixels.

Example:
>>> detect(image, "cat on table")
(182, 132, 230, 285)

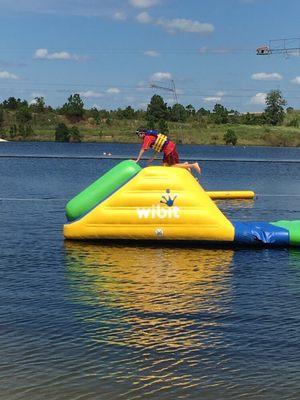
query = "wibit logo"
(160, 189, 177, 207)
(137, 189, 180, 219)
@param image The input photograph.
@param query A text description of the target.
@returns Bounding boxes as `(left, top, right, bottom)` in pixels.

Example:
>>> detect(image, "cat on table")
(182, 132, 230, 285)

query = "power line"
(2, 87, 300, 100)
(0, 47, 255, 55)
(0, 79, 298, 94)
(1, 86, 300, 99)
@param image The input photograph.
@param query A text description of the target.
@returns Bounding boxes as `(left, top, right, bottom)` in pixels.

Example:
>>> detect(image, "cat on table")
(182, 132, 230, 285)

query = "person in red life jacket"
(134, 127, 201, 174)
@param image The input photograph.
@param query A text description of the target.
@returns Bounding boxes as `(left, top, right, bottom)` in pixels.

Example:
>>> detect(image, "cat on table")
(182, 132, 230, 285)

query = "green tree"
(241, 112, 256, 125)
(62, 94, 84, 122)
(18, 124, 25, 137)
(88, 107, 100, 124)
(2, 97, 19, 110)
(88, 107, 99, 118)
(115, 106, 135, 119)
(169, 103, 188, 122)
(197, 107, 210, 116)
(212, 104, 228, 124)
(25, 125, 33, 138)
(135, 109, 146, 120)
(16, 107, 32, 125)
(9, 124, 18, 139)
(186, 104, 196, 116)
(98, 109, 110, 120)
(18, 124, 33, 139)
(223, 129, 237, 145)
(69, 126, 83, 142)
(264, 90, 287, 125)
(3, 97, 28, 110)
(122, 106, 135, 119)
(158, 119, 169, 134)
(147, 116, 156, 130)
(55, 123, 70, 142)
(0, 108, 4, 129)
(115, 108, 123, 119)
(146, 95, 168, 124)
(31, 97, 46, 113)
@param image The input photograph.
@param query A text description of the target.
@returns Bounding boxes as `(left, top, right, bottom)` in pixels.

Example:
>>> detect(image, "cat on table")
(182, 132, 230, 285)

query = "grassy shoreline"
(2, 115, 300, 147)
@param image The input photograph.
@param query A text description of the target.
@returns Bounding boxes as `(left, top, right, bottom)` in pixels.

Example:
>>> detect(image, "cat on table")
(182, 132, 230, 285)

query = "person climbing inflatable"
(134, 127, 201, 174)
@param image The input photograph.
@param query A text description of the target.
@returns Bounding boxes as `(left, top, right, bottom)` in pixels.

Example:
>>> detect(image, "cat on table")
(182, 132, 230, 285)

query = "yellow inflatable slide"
(64, 160, 234, 242)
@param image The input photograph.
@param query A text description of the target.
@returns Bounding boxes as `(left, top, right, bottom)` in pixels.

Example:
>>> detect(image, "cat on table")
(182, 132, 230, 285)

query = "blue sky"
(1, 0, 300, 111)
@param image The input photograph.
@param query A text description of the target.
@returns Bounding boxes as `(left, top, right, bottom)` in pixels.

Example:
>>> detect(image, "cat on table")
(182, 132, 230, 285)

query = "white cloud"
(136, 11, 152, 23)
(250, 92, 266, 105)
(79, 90, 103, 98)
(34, 48, 70, 60)
(291, 76, 300, 84)
(34, 49, 48, 58)
(34, 48, 87, 61)
(129, 0, 159, 8)
(150, 72, 172, 81)
(136, 13, 214, 35)
(157, 18, 214, 34)
(251, 72, 282, 81)
(106, 87, 121, 94)
(50, 51, 73, 60)
(113, 11, 127, 20)
(199, 46, 231, 54)
(204, 91, 225, 103)
(204, 97, 221, 102)
(0, 70, 19, 80)
(144, 50, 160, 57)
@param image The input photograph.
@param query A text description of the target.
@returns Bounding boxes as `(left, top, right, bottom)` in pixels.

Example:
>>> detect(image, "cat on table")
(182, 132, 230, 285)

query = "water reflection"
(217, 199, 255, 221)
(64, 242, 234, 351)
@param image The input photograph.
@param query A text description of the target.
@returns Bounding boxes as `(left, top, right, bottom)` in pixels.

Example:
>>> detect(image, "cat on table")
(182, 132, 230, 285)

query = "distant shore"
(2, 122, 300, 147)
(2, 112, 300, 147)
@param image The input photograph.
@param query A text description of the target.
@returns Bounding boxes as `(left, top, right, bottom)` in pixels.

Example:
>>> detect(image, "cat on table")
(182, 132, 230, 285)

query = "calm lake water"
(1, 142, 300, 400)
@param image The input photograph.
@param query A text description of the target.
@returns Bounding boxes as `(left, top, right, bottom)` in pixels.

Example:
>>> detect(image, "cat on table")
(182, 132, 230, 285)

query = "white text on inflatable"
(136, 205, 180, 219)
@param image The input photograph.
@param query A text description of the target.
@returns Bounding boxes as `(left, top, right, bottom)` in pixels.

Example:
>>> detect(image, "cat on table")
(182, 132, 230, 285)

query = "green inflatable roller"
(66, 160, 142, 221)
(272, 220, 300, 246)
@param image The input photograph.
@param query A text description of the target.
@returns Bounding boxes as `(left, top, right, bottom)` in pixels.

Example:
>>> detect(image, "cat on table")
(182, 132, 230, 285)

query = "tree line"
(0, 89, 289, 143)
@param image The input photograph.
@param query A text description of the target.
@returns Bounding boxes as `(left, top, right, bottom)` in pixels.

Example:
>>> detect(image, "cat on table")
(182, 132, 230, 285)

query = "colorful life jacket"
(145, 130, 169, 152)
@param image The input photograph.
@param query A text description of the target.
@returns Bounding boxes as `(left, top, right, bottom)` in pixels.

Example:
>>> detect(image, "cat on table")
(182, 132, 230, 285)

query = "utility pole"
(150, 79, 178, 104)
(150, 79, 184, 142)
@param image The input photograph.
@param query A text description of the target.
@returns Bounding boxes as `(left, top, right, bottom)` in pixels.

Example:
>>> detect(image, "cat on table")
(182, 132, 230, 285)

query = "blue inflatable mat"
(233, 221, 289, 246)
